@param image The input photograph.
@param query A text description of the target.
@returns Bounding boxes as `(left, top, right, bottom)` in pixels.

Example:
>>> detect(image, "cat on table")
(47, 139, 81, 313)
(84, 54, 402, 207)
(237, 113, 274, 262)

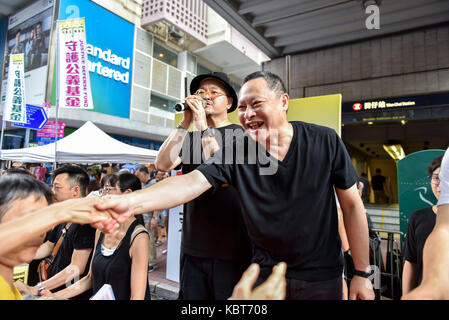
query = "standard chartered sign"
(86, 44, 130, 84)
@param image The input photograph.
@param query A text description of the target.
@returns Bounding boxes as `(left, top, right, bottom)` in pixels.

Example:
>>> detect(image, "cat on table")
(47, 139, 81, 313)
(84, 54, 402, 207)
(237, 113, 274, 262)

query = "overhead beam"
(252, 0, 353, 27)
(282, 9, 449, 54)
(277, 0, 449, 47)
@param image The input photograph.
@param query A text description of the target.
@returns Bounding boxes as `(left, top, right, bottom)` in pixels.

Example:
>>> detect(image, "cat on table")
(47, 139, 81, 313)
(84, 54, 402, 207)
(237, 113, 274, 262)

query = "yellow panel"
(13, 264, 29, 285)
(175, 94, 341, 136)
(287, 94, 342, 136)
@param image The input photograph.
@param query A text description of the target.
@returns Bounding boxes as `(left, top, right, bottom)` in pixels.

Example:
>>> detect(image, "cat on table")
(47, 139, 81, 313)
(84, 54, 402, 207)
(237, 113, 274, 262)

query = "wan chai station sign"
(342, 92, 449, 124)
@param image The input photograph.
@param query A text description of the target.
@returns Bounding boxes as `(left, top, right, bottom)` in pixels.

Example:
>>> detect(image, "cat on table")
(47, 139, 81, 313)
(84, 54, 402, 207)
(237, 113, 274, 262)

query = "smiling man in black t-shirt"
(94, 71, 374, 300)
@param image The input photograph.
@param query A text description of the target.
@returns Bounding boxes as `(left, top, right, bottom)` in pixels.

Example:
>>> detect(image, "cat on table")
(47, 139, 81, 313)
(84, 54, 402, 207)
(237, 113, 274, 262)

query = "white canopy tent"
(0, 121, 158, 164)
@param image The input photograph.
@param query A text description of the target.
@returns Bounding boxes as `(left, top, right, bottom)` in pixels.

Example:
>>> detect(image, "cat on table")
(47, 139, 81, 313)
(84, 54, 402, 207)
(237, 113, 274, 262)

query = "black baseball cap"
(189, 72, 238, 113)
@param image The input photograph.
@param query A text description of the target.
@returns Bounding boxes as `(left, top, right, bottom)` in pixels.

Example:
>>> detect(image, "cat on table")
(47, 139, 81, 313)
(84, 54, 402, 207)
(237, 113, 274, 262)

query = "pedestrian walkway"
(148, 236, 179, 300)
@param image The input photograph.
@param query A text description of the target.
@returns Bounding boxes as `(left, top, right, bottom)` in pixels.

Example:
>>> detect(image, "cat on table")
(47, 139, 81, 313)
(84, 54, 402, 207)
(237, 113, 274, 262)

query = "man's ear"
(280, 93, 289, 112)
(227, 97, 233, 111)
(72, 185, 80, 197)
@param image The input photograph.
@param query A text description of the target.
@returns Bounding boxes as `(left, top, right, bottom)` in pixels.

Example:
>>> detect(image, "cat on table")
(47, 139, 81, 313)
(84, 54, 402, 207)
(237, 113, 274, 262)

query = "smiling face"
(0, 195, 48, 266)
(237, 77, 289, 143)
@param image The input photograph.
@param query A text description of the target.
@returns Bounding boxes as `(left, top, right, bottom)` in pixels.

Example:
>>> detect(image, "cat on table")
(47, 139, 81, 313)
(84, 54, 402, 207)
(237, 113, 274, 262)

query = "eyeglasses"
(99, 186, 120, 196)
(431, 174, 440, 186)
(194, 89, 227, 99)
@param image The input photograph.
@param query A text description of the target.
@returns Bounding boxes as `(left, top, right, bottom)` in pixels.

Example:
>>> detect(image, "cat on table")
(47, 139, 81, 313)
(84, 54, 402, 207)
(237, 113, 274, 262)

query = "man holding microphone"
(154, 72, 252, 300)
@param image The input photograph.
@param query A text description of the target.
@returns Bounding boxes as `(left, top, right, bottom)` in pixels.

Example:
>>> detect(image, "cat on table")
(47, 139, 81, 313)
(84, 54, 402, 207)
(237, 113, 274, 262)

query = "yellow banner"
(176, 94, 342, 136)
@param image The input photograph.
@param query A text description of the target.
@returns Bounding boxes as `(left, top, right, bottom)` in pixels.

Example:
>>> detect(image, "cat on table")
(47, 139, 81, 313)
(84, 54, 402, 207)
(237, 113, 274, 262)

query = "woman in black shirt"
(43, 173, 151, 300)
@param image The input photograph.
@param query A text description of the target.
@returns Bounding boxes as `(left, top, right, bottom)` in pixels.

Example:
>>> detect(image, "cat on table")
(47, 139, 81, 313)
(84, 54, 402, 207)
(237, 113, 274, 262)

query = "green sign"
(398, 149, 445, 234)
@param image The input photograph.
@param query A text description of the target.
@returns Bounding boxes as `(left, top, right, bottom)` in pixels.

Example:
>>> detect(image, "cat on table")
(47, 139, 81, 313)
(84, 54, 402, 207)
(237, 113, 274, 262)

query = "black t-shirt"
(403, 206, 436, 286)
(179, 124, 252, 262)
(371, 175, 385, 190)
(196, 121, 359, 281)
(47, 222, 96, 299)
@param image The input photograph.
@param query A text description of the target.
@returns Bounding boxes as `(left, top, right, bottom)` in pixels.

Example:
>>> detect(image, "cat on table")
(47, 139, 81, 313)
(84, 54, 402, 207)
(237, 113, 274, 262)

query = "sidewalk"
(148, 236, 179, 300)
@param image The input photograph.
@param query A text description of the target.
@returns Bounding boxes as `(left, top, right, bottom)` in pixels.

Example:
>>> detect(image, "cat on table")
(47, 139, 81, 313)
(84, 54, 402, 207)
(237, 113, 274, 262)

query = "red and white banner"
(57, 18, 93, 109)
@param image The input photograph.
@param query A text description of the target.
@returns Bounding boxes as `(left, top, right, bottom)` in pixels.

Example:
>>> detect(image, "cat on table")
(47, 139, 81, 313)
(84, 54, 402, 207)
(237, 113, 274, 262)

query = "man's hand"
(93, 194, 135, 233)
(229, 262, 287, 300)
(348, 275, 375, 300)
(55, 197, 111, 226)
(14, 281, 37, 296)
(185, 95, 208, 131)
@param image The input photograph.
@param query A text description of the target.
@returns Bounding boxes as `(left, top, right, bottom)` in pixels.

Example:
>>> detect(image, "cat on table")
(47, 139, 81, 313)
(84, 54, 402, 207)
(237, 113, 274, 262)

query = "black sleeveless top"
(91, 219, 151, 300)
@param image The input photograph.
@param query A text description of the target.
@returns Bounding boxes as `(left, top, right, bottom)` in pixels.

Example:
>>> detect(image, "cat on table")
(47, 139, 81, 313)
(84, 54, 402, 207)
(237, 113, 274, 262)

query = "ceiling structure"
(204, 0, 449, 58)
(0, 0, 35, 20)
(343, 120, 449, 160)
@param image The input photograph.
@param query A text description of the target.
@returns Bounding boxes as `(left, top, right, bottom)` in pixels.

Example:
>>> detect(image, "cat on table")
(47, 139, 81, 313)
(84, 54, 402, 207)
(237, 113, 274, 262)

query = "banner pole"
(53, 20, 59, 170)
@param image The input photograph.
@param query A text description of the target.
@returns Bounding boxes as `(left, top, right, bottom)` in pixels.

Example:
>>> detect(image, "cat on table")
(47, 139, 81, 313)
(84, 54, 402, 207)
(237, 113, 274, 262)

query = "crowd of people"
(0, 70, 448, 301)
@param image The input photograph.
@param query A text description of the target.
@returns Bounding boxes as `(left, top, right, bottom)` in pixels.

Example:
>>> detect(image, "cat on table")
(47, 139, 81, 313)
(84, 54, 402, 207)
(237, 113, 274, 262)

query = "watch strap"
(202, 126, 216, 137)
(354, 269, 372, 278)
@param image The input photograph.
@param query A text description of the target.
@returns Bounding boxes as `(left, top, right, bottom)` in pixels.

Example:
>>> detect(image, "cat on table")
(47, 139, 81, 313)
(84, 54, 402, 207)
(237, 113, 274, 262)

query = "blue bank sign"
(58, 0, 134, 119)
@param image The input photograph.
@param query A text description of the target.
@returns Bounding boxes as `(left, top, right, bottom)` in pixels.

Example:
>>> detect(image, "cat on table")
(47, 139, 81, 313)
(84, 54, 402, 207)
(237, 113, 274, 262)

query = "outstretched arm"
(0, 197, 108, 256)
(94, 170, 212, 229)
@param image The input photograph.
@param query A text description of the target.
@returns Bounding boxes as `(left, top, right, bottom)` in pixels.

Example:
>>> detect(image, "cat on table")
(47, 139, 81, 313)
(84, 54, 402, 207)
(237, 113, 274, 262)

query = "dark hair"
(242, 71, 287, 96)
(136, 165, 149, 174)
(117, 173, 141, 193)
(375, 168, 381, 173)
(87, 179, 100, 193)
(428, 155, 443, 176)
(0, 175, 53, 222)
(3, 167, 34, 178)
(51, 165, 90, 197)
(117, 173, 144, 225)
(100, 174, 119, 188)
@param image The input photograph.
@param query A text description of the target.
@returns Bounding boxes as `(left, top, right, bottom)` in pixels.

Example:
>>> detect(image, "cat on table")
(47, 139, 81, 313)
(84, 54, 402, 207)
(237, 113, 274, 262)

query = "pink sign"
(37, 121, 66, 138)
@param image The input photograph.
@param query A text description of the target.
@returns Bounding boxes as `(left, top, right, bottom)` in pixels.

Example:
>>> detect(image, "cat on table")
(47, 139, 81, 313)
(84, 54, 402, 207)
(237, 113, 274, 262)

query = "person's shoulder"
(409, 206, 434, 221)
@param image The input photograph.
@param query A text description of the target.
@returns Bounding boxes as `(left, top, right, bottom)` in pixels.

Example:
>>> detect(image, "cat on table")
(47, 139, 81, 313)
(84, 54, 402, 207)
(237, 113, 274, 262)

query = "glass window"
(196, 63, 212, 75)
(153, 42, 178, 67)
(150, 93, 176, 113)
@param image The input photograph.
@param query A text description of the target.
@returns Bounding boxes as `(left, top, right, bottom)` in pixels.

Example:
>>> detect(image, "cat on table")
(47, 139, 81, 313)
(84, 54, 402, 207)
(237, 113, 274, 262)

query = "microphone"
(174, 102, 189, 112)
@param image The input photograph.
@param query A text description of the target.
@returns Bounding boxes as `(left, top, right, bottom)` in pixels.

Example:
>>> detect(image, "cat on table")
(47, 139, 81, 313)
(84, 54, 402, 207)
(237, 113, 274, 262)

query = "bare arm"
(403, 203, 449, 299)
(156, 94, 220, 170)
(129, 231, 150, 300)
(336, 184, 374, 300)
(154, 128, 186, 172)
(337, 206, 350, 252)
(94, 170, 212, 226)
(0, 197, 107, 256)
(34, 240, 55, 260)
(402, 260, 418, 295)
(46, 230, 100, 300)
(35, 248, 92, 293)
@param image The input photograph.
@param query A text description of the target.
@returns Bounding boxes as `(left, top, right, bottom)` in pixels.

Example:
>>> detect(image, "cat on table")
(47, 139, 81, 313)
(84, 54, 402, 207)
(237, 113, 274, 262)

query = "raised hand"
(229, 262, 287, 300)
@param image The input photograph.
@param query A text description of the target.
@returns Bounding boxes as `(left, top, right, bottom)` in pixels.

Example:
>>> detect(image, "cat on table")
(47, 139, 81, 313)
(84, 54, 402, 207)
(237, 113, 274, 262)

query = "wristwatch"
(202, 126, 216, 137)
(354, 269, 372, 279)
(36, 282, 45, 296)
(176, 123, 188, 131)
